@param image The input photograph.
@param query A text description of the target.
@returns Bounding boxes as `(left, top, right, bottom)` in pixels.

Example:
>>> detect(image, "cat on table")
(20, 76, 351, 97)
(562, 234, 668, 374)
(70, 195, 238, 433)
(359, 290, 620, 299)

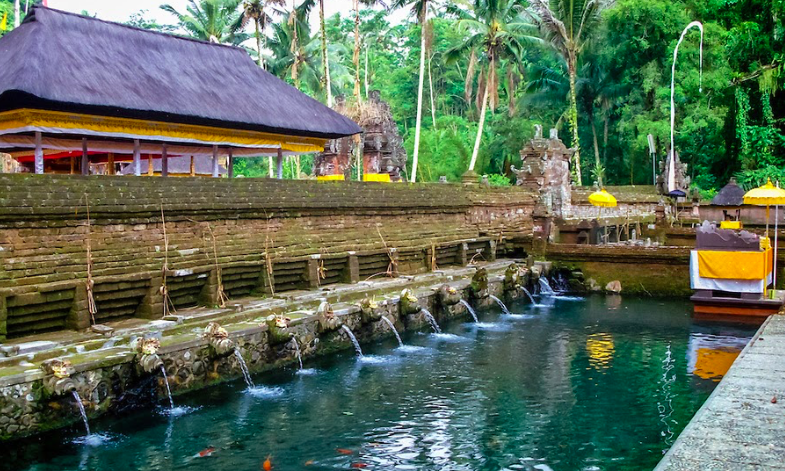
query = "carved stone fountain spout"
(399, 289, 421, 315)
(437, 284, 462, 306)
(359, 297, 383, 324)
(264, 315, 295, 345)
(316, 300, 342, 333)
(133, 337, 164, 374)
(203, 322, 235, 356)
(40, 358, 77, 396)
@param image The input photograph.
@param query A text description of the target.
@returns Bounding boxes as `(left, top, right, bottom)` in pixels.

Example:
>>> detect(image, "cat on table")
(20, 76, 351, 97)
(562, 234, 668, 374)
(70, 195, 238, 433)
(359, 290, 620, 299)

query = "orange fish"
(304, 460, 315, 466)
(194, 447, 215, 458)
(336, 448, 354, 455)
(351, 463, 369, 469)
(262, 455, 273, 471)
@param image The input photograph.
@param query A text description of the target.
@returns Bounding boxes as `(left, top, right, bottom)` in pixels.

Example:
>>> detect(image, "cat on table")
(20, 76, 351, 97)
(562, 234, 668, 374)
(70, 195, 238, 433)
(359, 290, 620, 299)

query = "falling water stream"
(234, 350, 255, 388)
(488, 295, 511, 315)
(71, 390, 91, 436)
(341, 325, 364, 356)
(293, 339, 304, 370)
(539, 278, 555, 295)
(160, 365, 175, 410)
(458, 300, 478, 322)
(420, 308, 442, 333)
(519, 286, 536, 304)
(380, 317, 404, 347)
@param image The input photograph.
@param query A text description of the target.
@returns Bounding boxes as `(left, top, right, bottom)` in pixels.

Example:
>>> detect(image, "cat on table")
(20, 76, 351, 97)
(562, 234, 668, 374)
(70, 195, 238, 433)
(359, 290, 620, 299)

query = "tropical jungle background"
(1, 0, 783, 194)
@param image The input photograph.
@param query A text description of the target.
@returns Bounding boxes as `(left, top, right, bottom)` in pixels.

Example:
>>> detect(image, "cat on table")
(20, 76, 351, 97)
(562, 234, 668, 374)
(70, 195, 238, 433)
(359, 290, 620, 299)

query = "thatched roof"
(0, 7, 360, 140)
(711, 178, 745, 206)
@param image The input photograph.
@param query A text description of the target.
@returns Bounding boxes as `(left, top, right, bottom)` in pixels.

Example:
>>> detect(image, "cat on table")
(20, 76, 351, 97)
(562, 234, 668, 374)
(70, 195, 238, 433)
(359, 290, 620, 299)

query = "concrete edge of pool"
(656, 313, 785, 470)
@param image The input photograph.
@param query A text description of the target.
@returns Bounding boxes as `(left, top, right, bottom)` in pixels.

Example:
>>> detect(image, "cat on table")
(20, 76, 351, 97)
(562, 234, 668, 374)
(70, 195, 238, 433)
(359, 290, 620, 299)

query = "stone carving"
(315, 300, 342, 333)
(503, 263, 528, 292)
(203, 322, 235, 356)
(40, 359, 76, 396)
(656, 150, 691, 195)
(314, 96, 355, 179)
(399, 289, 421, 315)
(359, 297, 383, 324)
(133, 337, 164, 374)
(264, 315, 295, 345)
(469, 268, 489, 299)
(437, 284, 462, 306)
(511, 125, 575, 218)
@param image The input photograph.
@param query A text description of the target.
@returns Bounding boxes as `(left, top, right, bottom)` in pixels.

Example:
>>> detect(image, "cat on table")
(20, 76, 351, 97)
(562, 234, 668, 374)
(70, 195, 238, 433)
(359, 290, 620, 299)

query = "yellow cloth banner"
(362, 173, 391, 182)
(317, 174, 345, 181)
(719, 220, 741, 230)
(697, 248, 773, 280)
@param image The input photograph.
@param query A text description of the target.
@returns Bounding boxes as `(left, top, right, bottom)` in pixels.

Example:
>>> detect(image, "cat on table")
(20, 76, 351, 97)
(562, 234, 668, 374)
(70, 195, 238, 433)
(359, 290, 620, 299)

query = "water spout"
(420, 308, 442, 333)
(539, 278, 555, 296)
(341, 325, 364, 357)
(160, 365, 175, 410)
(459, 299, 479, 322)
(669, 21, 704, 192)
(519, 286, 536, 304)
(234, 349, 255, 388)
(489, 295, 511, 315)
(380, 316, 403, 347)
(293, 338, 304, 370)
(71, 390, 90, 436)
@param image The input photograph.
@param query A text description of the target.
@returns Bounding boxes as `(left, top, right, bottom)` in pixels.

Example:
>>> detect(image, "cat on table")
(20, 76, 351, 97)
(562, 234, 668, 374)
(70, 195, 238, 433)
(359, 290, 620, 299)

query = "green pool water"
(4, 296, 758, 471)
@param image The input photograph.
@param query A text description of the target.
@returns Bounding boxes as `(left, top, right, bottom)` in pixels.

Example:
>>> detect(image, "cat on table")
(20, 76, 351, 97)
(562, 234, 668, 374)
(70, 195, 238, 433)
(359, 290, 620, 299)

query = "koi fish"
(262, 455, 273, 471)
(336, 448, 354, 455)
(194, 447, 215, 458)
(304, 460, 315, 466)
(351, 463, 369, 468)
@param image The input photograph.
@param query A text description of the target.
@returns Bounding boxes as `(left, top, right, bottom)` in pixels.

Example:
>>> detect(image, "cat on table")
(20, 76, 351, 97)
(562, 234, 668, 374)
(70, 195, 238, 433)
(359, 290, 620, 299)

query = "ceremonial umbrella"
(743, 179, 785, 296)
(589, 189, 617, 244)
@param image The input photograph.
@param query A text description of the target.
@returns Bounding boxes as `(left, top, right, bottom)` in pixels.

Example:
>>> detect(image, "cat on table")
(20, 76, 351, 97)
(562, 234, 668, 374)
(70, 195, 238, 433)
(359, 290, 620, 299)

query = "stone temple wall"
(0, 175, 537, 341)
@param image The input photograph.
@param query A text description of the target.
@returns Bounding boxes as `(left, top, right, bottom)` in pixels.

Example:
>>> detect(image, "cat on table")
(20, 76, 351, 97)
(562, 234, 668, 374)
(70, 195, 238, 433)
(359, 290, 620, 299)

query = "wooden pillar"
(211, 146, 219, 178)
(107, 153, 115, 175)
(276, 148, 283, 179)
(34, 131, 43, 174)
(81, 138, 89, 176)
(190, 155, 195, 176)
(228, 148, 234, 178)
(70, 155, 75, 174)
(147, 152, 154, 176)
(161, 144, 169, 177)
(133, 139, 141, 176)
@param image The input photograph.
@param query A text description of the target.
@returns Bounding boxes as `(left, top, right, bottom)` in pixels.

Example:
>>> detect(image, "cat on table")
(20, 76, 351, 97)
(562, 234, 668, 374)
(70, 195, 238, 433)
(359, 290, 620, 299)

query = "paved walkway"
(656, 314, 785, 470)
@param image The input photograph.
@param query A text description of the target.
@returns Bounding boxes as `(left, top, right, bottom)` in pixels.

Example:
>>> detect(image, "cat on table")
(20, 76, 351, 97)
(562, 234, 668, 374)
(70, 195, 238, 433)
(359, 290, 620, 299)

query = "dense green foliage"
(4, 0, 784, 189)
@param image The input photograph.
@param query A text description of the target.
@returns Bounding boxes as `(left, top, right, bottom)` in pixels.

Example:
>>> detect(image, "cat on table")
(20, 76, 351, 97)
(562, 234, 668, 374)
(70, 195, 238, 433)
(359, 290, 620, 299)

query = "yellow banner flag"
(1, 13, 8, 31)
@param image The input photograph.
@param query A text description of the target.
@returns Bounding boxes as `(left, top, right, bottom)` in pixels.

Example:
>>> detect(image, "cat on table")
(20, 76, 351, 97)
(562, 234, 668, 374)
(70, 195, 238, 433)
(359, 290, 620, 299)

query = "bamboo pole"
(81, 138, 89, 176)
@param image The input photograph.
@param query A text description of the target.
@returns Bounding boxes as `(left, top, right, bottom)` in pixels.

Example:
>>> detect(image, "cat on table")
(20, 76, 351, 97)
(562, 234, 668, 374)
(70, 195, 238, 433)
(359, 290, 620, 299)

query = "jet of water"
(234, 349, 255, 388)
(489, 295, 511, 315)
(519, 286, 536, 304)
(292, 338, 304, 370)
(459, 299, 479, 322)
(71, 390, 91, 436)
(420, 308, 442, 333)
(669, 21, 703, 193)
(380, 317, 404, 347)
(539, 278, 555, 296)
(341, 325, 364, 356)
(160, 365, 175, 410)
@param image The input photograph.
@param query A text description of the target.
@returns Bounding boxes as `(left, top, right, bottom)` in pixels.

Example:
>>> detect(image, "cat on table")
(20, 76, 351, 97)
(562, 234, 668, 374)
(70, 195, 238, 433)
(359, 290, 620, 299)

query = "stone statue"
(657, 149, 691, 195)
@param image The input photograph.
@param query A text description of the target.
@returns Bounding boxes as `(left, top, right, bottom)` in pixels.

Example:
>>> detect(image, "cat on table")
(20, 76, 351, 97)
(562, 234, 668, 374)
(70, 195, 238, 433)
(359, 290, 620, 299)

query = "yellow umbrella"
(743, 179, 785, 297)
(589, 189, 617, 244)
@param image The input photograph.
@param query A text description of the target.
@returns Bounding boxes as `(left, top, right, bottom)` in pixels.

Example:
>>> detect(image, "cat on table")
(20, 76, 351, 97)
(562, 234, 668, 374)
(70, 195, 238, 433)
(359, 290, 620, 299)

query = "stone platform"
(656, 314, 785, 470)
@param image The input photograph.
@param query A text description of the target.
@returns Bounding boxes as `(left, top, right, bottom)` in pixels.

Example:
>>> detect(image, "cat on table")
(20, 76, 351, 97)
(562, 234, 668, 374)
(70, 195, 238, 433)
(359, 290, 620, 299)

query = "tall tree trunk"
(291, 2, 299, 89)
(411, 0, 428, 183)
(14, 0, 19, 27)
(295, 155, 301, 179)
(268, 155, 274, 177)
(590, 117, 601, 187)
(365, 47, 370, 99)
(353, 0, 362, 103)
(568, 55, 582, 186)
(602, 116, 608, 167)
(255, 20, 263, 67)
(469, 68, 491, 172)
(319, 0, 333, 107)
(428, 54, 437, 129)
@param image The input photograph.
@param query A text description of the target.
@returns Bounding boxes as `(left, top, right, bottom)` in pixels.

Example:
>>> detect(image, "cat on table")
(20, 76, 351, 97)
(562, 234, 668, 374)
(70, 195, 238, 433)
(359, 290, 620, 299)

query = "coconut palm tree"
(161, 0, 248, 45)
(446, 0, 537, 175)
(318, 0, 333, 106)
(527, 0, 614, 186)
(391, 0, 431, 182)
(352, 0, 388, 103)
(238, 0, 285, 68)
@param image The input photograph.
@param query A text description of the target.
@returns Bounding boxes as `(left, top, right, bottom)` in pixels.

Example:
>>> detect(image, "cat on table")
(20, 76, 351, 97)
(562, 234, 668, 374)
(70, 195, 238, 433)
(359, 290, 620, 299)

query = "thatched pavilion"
(0, 7, 360, 176)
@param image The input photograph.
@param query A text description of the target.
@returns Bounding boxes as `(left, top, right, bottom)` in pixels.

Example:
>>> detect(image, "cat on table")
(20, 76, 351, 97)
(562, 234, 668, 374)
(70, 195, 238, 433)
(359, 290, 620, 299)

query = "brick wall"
(0, 175, 536, 339)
